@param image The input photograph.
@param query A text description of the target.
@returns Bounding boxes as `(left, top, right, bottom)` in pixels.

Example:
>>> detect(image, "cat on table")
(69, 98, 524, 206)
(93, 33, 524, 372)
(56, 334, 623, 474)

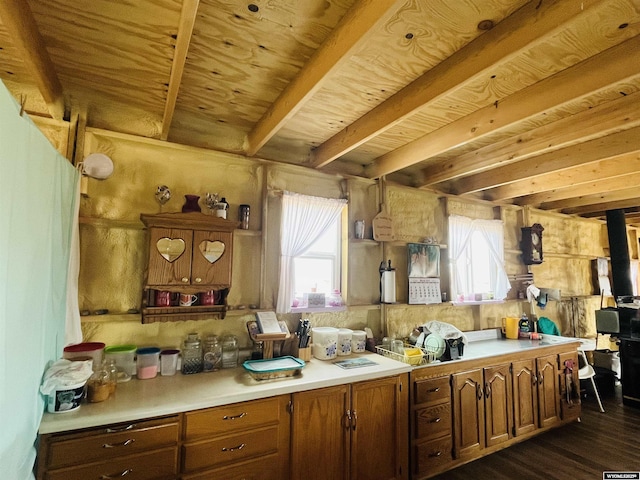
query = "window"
(448, 215, 511, 303)
(292, 218, 341, 305)
(276, 192, 347, 313)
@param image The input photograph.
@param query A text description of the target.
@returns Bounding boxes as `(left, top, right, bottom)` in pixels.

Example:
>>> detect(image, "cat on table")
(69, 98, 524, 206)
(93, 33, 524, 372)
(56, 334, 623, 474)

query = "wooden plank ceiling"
(1, 0, 639, 224)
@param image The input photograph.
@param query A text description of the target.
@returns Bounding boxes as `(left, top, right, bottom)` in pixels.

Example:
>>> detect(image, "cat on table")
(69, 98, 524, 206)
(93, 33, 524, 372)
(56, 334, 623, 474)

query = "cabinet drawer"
(414, 402, 451, 441)
(184, 396, 283, 439)
(46, 418, 180, 469)
(414, 376, 450, 405)
(413, 437, 453, 476)
(46, 446, 178, 480)
(182, 452, 283, 480)
(183, 424, 279, 472)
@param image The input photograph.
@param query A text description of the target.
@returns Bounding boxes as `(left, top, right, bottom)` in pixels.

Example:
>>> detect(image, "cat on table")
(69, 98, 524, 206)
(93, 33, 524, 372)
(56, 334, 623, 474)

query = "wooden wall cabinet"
(290, 375, 409, 480)
(140, 212, 238, 323)
(36, 416, 180, 480)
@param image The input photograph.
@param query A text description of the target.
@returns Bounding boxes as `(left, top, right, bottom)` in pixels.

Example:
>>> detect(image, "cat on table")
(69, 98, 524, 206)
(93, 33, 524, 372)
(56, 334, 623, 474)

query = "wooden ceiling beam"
(453, 126, 640, 196)
(245, 0, 405, 157)
(369, 33, 640, 180)
(512, 153, 640, 206)
(160, 0, 199, 141)
(563, 196, 640, 216)
(0, 0, 64, 119)
(545, 186, 640, 211)
(422, 90, 640, 185)
(312, 0, 605, 169)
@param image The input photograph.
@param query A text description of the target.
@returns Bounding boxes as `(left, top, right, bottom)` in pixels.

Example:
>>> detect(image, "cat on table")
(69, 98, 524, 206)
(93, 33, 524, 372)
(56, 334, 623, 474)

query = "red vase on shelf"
(182, 195, 201, 213)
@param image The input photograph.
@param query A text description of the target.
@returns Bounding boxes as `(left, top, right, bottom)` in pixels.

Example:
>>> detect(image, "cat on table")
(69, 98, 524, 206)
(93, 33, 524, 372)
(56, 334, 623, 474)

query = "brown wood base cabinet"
(290, 375, 409, 480)
(410, 343, 581, 480)
(181, 395, 290, 480)
(36, 416, 180, 480)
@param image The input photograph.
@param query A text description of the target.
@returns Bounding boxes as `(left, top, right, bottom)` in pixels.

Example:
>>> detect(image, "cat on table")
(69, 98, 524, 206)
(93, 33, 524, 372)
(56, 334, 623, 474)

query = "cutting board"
(372, 205, 395, 241)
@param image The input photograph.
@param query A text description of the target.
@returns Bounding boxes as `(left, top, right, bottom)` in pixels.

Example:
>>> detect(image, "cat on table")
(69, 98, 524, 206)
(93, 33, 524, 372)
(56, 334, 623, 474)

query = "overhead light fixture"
(78, 153, 114, 195)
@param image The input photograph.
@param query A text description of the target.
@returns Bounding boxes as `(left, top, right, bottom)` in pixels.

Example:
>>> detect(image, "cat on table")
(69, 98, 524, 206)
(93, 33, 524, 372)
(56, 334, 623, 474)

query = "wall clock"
(521, 223, 544, 265)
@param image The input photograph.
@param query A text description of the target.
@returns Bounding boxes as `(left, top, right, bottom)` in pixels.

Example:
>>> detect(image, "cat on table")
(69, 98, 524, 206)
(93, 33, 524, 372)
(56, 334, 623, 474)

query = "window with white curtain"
(448, 215, 511, 303)
(276, 192, 347, 313)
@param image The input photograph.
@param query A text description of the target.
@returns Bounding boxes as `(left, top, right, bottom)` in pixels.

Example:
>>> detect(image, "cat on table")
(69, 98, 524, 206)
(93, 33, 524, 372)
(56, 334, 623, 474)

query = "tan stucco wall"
(69, 128, 639, 353)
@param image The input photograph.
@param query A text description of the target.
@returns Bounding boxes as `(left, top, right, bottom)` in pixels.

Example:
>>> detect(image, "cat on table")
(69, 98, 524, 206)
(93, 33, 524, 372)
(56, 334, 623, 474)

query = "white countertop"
(39, 352, 411, 434)
(39, 333, 582, 435)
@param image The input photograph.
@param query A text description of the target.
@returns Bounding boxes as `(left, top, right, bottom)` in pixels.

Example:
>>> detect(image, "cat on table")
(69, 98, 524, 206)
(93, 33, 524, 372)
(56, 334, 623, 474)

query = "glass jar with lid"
(182, 333, 203, 374)
(202, 335, 222, 372)
(221, 335, 239, 369)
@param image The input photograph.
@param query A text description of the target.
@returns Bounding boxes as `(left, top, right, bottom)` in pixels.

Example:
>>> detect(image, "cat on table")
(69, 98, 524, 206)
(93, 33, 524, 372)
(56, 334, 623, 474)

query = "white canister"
(312, 327, 339, 360)
(338, 328, 353, 356)
(351, 330, 367, 353)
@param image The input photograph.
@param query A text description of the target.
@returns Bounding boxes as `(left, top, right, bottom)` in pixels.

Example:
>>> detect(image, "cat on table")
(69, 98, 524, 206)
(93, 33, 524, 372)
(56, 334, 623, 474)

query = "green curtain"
(0, 81, 79, 479)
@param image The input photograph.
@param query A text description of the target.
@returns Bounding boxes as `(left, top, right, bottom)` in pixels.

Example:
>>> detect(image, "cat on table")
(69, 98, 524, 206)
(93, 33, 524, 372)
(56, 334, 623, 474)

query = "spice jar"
(182, 333, 203, 374)
(202, 335, 222, 372)
(221, 335, 239, 369)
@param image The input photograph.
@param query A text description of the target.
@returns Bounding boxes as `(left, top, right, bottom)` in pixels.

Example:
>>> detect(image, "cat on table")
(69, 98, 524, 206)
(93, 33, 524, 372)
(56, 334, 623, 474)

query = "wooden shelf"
(141, 304, 227, 323)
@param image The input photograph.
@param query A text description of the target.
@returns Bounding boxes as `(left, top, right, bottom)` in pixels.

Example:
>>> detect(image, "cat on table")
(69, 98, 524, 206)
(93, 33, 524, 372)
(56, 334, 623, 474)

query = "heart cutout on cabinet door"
(156, 238, 186, 262)
(199, 240, 225, 263)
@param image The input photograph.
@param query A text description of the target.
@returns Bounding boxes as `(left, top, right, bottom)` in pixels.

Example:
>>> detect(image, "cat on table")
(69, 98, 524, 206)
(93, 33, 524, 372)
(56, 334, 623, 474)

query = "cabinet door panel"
(452, 369, 484, 459)
(147, 228, 193, 286)
(512, 359, 538, 436)
(191, 230, 233, 286)
(413, 437, 453, 477)
(483, 364, 512, 447)
(351, 375, 408, 480)
(537, 354, 560, 428)
(291, 385, 349, 480)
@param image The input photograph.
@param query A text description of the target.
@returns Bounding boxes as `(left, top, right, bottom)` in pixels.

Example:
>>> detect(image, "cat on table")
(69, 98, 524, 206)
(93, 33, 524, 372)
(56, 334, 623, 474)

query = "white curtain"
(448, 215, 511, 301)
(0, 81, 79, 479)
(276, 192, 346, 313)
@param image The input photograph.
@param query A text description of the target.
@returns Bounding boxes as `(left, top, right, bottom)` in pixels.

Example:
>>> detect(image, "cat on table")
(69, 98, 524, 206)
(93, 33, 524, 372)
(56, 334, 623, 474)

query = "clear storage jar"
(202, 335, 222, 372)
(221, 335, 239, 369)
(182, 333, 203, 374)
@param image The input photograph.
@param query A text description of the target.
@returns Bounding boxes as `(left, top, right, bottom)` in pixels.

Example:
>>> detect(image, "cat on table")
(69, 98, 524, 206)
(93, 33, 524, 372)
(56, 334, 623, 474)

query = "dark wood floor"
(431, 382, 640, 480)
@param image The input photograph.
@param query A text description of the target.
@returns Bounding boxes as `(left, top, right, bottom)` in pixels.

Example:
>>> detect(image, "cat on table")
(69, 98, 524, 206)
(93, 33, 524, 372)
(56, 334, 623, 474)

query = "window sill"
(290, 306, 347, 314)
(452, 299, 505, 306)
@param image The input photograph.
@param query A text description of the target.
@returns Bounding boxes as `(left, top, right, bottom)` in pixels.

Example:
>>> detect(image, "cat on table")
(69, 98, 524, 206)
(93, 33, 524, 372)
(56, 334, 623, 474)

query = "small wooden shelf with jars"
(140, 212, 238, 324)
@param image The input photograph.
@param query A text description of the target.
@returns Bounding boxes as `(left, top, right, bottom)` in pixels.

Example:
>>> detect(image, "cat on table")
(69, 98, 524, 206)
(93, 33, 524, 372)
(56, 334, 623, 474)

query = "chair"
(578, 349, 605, 413)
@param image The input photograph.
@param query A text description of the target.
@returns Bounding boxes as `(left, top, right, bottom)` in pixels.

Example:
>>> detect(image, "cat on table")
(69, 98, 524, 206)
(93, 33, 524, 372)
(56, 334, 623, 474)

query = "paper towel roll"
(381, 270, 396, 303)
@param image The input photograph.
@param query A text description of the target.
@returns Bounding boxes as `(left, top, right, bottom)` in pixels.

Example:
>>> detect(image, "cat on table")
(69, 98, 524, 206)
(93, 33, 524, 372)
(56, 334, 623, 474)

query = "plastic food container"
(338, 328, 353, 356)
(136, 347, 160, 379)
(351, 330, 367, 353)
(63, 342, 105, 370)
(46, 381, 86, 413)
(242, 356, 305, 380)
(105, 344, 137, 377)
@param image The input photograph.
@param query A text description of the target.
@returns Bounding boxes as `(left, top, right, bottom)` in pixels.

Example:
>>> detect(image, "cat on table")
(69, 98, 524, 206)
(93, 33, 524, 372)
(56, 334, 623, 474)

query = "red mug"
(201, 290, 216, 305)
(155, 290, 171, 307)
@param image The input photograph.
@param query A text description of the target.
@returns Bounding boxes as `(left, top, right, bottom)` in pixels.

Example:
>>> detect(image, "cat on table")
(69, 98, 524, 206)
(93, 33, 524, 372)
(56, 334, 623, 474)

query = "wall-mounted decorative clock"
(521, 223, 544, 265)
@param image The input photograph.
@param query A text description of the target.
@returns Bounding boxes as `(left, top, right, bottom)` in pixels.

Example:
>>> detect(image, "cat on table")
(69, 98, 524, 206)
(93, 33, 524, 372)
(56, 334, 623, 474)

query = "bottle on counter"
(182, 333, 203, 374)
(202, 335, 222, 372)
(519, 313, 530, 338)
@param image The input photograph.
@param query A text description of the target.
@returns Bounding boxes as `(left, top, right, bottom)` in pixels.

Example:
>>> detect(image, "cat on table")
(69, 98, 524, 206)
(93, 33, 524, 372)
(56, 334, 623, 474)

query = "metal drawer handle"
(351, 410, 357, 430)
(105, 424, 135, 433)
(429, 417, 441, 424)
(222, 443, 246, 452)
(223, 412, 247, 420)
(102, 439, 135, 448)
(100, 468, 132, 479)
(428, 387, 440, 393)
(428, 451, 442, 458)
